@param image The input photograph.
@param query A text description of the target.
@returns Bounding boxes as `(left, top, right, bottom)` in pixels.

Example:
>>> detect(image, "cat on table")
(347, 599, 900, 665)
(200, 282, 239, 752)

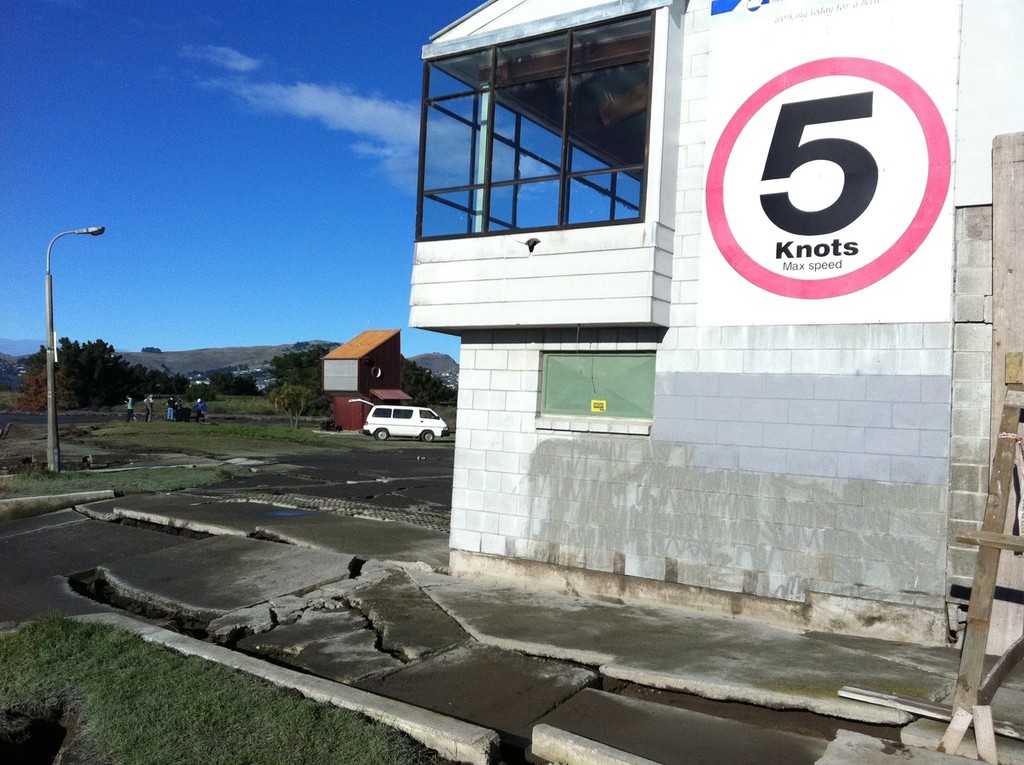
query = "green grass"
(0, 614, 439, 765)
(0, 465, 241, 499)
(83, 420, 372, 457)
(204, 395, 279, 416)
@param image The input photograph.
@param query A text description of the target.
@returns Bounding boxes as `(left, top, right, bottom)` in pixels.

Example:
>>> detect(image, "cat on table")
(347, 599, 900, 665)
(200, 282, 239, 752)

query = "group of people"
(124, 395, 207, 423)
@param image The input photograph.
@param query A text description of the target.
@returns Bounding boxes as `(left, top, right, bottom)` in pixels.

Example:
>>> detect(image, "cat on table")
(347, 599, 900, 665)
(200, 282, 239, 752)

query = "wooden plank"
(838, 687, 1024, 743)
(975, 706, 999, 764)
(955, 530, 1024, 553)
(837, 686, 949, 720)
(939, 706, 973, 756)
(980, 633, 1024, 705)
(950, 400, 1024, 713)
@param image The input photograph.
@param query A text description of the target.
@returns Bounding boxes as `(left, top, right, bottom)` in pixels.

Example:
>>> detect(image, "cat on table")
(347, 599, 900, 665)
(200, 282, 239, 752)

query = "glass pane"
(496, 34, 567, 87)
(430, 50, 492, 98)
(567, 175, 613, 225)
(569, 61, 649, 168)
(491, 104, 562, 183)
(572, 15, 652, 70)
(423, 96, 485, 192)
(570, 144, 611, 174)
(497, 79, 565, 143)
(567, 172, 643, 224)
(421, 190, 480, 238)
(541, 353, 655, 418)
(490, 180, 559, 231)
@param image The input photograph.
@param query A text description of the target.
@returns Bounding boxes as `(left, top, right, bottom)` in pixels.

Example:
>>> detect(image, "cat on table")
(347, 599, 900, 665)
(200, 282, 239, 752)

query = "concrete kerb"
(111, 506, 250, 538)
(78, 613, 500, 765)
(530, 724, 662, 765)
(598, 664, 911, 726)
(0, 490, 116, 522)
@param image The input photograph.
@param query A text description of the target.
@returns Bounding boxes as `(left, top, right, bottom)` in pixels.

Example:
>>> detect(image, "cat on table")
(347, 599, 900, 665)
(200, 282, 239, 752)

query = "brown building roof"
(322, 329, 400, 360)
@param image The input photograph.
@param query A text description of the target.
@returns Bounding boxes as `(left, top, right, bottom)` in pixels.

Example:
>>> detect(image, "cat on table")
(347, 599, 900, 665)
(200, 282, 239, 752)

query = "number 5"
(760, 92, 878, 236)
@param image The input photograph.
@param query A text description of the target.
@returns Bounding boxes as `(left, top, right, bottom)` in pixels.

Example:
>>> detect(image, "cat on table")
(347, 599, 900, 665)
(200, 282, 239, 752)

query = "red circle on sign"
(705, 57, 950, 299)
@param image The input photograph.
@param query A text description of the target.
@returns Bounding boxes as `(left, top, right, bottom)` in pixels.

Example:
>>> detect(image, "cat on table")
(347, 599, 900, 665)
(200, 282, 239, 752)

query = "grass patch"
(83, 421, 368, 458)
(203, 396, 278, 416)
(0, 465, 240, 499)
(0, 614, 439, 765)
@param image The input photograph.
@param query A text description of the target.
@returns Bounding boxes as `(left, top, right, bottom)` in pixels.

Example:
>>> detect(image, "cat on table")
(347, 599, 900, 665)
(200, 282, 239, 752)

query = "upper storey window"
(418, 14, 653, 240)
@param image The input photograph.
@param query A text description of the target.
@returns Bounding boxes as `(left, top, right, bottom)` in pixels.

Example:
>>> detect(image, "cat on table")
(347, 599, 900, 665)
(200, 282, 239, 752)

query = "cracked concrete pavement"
(3, 444, 1024, 764)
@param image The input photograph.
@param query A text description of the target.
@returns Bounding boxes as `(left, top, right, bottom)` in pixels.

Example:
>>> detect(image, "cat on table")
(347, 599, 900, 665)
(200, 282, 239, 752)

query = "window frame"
(538, 351, 656, 428)
(417, 12, 655, 241)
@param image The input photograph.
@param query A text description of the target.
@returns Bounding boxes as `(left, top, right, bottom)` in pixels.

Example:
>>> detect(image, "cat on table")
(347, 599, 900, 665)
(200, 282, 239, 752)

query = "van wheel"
(419, 430, 435, 442)
(373, 428, 390, 441)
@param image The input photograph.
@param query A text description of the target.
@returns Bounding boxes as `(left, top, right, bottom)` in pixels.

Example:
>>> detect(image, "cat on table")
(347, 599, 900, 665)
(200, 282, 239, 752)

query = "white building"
(409, 0, 1024, 644)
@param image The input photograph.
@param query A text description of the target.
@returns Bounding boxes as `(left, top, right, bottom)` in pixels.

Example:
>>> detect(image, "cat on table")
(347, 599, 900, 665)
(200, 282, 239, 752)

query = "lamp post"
(46, 226, 105, 473)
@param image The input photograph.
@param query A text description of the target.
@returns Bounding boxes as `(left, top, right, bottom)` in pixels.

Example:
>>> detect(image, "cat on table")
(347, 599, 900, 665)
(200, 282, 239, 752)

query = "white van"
(361, 405, 449, 442)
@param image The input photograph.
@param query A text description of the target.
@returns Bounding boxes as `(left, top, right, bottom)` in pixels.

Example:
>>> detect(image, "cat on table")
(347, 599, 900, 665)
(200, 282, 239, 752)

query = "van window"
(394, 409, 414, 420)
(419, 410, 439, 419)
(375, 408, 393, 418)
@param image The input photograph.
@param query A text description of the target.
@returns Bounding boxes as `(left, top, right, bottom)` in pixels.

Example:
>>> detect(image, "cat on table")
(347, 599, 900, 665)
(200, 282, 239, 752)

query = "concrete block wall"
(451, 327, 952, 606)
(445, 0, 978, 641)
(947, 206, 994, 599)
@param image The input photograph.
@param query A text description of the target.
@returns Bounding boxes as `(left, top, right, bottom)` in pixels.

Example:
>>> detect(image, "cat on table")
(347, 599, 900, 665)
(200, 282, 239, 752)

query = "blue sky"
(1, 0, 480, 360)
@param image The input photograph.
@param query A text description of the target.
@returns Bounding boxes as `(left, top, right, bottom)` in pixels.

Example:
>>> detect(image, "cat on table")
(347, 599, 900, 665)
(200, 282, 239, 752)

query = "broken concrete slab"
(110, 497, 321, 538)
(533, 688, 827, 765)
(255, 513, 450, 568)
(0, 490, 116, 522)
(82, 494, 450, 568)
(406, 569, 950, 725)
(206, 595, 314, 641)
(0, 512, 192, 625)
(355, 641, 598, 748)
(77, 493, 218, 522)
(319, 566, 469, 661)
(530, 724, 661, 765)
(817, 729, 982, 764)
(237, 608, 403, 683)
(97, 535, 355, 623)
(901, 719, 1024, 765)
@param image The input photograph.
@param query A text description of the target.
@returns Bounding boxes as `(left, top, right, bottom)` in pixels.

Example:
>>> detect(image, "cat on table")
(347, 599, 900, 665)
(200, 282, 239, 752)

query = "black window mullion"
(558, 30, 573, 227)
(416, 62, 431, 239)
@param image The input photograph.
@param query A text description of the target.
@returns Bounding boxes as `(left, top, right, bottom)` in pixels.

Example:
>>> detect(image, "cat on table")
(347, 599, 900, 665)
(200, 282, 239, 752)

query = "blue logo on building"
(712, 0, 770, 14)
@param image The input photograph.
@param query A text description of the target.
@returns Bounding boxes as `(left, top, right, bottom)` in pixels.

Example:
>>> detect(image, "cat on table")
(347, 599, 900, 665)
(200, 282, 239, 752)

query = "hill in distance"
(0, 340, 458, 389)
(120, 342, 458, 379)
(119, 341, 339, 376)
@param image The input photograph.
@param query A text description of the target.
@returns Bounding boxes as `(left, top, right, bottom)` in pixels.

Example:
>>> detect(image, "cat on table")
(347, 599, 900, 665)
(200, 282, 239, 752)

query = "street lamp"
(46, 226, 105, 473)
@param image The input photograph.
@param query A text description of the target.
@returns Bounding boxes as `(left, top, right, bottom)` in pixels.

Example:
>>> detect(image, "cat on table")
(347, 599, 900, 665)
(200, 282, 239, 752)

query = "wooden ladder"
(939, 384, 1024, 762)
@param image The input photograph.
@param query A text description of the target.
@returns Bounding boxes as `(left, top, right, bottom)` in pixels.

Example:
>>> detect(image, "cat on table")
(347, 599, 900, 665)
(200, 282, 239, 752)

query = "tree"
(268, 382, 315, 428)
(17, 338, 190, 411)
(208, 371, 260, 396)
(267, 346, 331, 419)
(401, 358, 456, 406)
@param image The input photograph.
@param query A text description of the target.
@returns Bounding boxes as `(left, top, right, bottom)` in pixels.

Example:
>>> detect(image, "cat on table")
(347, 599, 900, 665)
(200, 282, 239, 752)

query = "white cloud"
(180, 45, 262, 72)
(229, 81, 419, 147)
(211, 79, 423, 187)
(183, 44, 423, 189)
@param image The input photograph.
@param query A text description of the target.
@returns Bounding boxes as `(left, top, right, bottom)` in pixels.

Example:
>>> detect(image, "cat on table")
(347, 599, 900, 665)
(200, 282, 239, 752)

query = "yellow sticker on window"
(591, 400, 607, 413)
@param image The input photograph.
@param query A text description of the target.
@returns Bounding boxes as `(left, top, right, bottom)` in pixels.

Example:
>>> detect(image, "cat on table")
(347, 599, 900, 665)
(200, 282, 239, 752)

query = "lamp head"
(82, 226, 105, 236)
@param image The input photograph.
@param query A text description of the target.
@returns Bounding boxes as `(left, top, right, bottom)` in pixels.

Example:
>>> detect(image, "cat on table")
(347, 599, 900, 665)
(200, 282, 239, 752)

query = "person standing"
(143, 394, 154, 422)
(166, 396, 176, 421)
(125, 396, 135, 423)
(194, 398, 208, 423)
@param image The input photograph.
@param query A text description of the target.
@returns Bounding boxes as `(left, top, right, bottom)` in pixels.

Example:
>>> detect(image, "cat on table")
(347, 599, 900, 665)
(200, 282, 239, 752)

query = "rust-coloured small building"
(322, 329, 411, 431)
